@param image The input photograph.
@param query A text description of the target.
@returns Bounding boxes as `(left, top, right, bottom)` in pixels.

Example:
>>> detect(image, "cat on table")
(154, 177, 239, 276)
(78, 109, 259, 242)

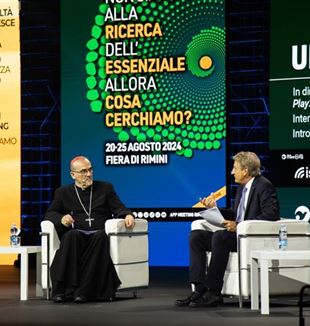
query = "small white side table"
(250, 250, 310, 315)
(0, 246, 42, 300)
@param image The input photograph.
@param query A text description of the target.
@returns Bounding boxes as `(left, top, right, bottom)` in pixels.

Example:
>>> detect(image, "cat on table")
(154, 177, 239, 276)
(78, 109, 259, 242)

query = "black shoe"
(189, 290, 223, 308)
(53, 294, 66, 303)
(74, 295, 87, 304)
(175, 291, 203, 307)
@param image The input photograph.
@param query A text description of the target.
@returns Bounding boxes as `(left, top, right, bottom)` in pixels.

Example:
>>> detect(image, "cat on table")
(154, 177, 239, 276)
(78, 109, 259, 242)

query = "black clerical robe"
(45, 181, 133, 300)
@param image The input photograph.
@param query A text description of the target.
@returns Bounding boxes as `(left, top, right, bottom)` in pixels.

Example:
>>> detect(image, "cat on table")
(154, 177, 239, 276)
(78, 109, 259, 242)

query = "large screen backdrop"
(270, 0, 310, 221)
(61, 0, 226, 266)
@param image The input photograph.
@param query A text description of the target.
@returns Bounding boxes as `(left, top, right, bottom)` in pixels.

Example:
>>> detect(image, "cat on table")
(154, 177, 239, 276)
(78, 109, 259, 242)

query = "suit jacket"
(232, 175, 279, 221)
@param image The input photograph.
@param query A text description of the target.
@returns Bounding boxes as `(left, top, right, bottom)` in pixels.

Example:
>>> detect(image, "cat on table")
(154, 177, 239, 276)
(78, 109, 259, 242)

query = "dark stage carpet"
(0, 265, 308, 326)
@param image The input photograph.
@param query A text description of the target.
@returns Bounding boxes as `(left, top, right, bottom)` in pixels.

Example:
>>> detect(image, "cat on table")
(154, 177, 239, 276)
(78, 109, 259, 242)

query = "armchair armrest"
(105, 218, 148, 265)
(40, 220, 61, 298)
(40, 220, 60, 266)
(237, 219, 310, 270)
(237, 219, 310, 236)
(105, 218, 149, 290)
(105, 218, 148, 235)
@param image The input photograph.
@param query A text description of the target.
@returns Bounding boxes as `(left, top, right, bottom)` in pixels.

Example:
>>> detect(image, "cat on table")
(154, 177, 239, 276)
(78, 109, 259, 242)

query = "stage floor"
(0, 265, 307, 326)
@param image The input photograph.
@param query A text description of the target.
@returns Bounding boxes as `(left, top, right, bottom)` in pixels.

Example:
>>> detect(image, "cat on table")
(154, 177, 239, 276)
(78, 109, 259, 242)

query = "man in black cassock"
(45, 156, 135, 304)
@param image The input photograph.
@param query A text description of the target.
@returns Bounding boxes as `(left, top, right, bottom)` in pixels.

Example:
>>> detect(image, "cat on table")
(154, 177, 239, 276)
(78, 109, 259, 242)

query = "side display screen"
(270, 0, 310, 220)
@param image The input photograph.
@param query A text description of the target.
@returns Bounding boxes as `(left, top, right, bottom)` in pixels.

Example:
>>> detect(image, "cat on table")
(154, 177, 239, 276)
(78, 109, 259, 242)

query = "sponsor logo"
(133, 211, 167, 219)
(281, 153, 304, 160)
(295, 206, 310, 221)
(294, 167, 310, 179)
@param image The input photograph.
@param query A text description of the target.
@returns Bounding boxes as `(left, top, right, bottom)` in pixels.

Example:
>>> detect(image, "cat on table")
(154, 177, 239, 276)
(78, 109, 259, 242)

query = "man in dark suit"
(175, 151, 279, 308)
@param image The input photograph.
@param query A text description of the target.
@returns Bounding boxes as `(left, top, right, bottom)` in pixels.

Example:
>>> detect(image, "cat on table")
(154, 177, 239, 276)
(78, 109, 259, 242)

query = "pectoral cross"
(85, 216, 95, 227)
(74, 184, 94, 227)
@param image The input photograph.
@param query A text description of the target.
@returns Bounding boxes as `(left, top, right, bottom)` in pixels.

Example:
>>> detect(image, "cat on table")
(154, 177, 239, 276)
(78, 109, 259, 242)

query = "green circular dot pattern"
(86, 0, 225, 158)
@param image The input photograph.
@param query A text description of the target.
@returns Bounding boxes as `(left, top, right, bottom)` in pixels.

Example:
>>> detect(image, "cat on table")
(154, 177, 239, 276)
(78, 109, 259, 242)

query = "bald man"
(45, 156, 135, 304)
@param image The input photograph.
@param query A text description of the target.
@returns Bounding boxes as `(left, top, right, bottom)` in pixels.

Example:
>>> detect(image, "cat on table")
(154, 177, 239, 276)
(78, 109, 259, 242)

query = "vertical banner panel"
(0, 0, 21, 263)
(270, 0, 310, 219)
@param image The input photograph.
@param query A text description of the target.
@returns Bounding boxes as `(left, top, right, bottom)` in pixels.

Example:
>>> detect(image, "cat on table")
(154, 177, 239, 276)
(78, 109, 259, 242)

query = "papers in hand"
(199, 207, 225, 228)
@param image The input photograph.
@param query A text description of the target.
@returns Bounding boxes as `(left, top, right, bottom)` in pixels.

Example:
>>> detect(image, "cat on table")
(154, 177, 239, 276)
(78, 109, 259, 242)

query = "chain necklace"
(74, 185, 94, 227)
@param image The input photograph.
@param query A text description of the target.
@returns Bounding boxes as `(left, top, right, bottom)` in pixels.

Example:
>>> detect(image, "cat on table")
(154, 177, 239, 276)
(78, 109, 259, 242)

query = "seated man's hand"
(222, 220, 237, 232)
(61, 214, 75, 228)
(124, 214, 135, 229)
(201, 194, 217, 208)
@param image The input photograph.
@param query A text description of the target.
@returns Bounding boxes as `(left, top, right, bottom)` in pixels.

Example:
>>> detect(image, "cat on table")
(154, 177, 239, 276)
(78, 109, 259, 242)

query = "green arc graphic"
(85, 0, 225, 159)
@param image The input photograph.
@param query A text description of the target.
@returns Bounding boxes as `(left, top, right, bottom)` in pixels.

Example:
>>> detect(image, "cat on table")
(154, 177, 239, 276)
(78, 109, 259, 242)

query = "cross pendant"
(85, 216, 95, 227)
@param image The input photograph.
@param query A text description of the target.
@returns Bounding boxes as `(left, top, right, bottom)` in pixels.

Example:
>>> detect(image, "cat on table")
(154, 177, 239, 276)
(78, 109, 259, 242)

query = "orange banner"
(0, 0, 21, 264)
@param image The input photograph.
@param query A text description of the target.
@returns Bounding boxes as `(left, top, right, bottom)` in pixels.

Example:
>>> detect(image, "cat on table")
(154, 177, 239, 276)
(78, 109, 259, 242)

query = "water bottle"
(278, 223, 288, 250)
(10, 224, 21, 247)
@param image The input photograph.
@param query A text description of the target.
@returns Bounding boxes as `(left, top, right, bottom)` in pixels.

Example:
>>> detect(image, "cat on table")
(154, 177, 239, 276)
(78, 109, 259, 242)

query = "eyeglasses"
(72, 167, 93, 175)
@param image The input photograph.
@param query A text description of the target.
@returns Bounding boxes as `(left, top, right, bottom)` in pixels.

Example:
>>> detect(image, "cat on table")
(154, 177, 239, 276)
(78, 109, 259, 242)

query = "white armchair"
(191, 218, 310, 307)
(41, 218, 149, 300)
